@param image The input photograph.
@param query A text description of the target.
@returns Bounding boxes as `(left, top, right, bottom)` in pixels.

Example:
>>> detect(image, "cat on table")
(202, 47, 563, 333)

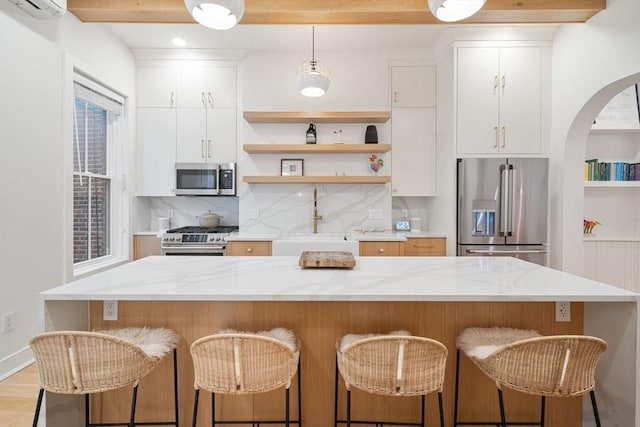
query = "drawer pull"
(412, 244, 435, 249)
(246, 247, 252, 253)
(378, 248, 385, 253)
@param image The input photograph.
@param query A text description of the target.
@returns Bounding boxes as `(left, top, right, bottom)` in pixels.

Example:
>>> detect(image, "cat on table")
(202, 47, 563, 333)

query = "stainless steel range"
(161, 226, 239, 256)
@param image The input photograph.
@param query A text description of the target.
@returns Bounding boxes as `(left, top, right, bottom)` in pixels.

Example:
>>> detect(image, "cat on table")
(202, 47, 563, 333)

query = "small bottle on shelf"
(305, 123, 316, 144)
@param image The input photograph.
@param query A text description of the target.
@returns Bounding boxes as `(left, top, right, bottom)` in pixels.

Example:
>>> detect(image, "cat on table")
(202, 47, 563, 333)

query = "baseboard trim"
(0, 346, 34, 381)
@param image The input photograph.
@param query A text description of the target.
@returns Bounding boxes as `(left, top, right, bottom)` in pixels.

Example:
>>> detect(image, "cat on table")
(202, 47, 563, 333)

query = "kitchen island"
(40, 256, 638, 427)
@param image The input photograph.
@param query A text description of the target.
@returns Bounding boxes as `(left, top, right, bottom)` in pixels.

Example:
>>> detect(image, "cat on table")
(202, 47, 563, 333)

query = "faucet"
(313, 188, 323, 234)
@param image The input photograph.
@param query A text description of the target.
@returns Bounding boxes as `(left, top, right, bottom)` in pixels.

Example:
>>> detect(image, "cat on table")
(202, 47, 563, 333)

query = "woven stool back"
(473, 335, 607, 397)
(29, 331, 157, 395)
(190, 333, 300, 395)
(337, 335, 447, 397)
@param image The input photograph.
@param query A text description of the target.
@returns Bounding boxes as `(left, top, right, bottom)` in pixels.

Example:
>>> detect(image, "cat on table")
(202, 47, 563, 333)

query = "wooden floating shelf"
(243, 111, 391, 124)
(243, 175, 391, 184)
(243, 144, 391, 154)
(584, 181, 640, 187)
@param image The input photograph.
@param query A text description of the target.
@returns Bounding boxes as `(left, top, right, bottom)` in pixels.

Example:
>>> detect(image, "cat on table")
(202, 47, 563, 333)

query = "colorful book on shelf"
(585, 159, 598, 181)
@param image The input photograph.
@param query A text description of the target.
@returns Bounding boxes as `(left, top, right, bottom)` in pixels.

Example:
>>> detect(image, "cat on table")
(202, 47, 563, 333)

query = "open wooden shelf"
(243, 111, 391, 124)
(243, 144, 391, 154)
(243, 175, 391, 184)
(584, 181, 640, 187)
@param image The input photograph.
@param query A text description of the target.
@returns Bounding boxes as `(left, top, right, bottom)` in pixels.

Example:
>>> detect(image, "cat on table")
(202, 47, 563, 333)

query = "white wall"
(0, 4, 135, 379)
(549, 0, 640, 273)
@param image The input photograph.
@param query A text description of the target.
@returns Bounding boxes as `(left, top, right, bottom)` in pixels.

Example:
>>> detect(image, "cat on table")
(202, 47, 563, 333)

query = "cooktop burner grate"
(166, 226, 239, 234)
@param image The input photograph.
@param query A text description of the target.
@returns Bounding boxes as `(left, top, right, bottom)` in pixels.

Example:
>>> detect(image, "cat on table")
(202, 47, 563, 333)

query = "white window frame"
(72, 71, 127, 276)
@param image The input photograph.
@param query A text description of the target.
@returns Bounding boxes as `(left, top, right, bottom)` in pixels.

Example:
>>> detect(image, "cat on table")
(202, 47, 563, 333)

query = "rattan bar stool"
(454, 327, 607, 427)
(30, 328, 180, 427)
(334, 332, 448, 427)
(190, 327, 301, 427)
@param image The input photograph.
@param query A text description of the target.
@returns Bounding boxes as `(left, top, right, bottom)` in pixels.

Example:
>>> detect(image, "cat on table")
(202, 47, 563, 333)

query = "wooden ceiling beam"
(67, 0, 606, 25)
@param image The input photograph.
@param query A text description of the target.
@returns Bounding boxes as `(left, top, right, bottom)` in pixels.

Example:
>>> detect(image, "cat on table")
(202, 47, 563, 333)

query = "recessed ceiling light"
(172, 38, 187, 47)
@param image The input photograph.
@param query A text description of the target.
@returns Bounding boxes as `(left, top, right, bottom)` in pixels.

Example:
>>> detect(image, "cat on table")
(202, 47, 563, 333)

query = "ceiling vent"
(8, 0, 66, 19)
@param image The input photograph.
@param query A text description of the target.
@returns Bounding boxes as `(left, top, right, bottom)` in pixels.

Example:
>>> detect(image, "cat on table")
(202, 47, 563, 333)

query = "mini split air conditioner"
(9, 0, 66, 19)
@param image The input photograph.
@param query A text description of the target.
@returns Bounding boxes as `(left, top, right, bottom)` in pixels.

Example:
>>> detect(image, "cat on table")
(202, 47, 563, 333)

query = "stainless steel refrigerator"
(457, 158, 549, 266)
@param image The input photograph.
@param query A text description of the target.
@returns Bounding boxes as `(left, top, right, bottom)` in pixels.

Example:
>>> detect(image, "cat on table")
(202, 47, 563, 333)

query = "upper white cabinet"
(176, 66, 237, 109)
(137, 66, 177, 108)
(391, 66, 436, 108)
(391, 65, 437, 196)
(456, 46, 543, 155)
(176, 108, 237, 163)
(136, 108, 177, 196)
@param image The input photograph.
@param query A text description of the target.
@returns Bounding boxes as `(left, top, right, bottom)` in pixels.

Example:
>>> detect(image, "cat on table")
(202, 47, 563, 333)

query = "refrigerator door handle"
(507, 164, 514, 236)
(499, 164, 509, 236)
(466, 249, 548, 255)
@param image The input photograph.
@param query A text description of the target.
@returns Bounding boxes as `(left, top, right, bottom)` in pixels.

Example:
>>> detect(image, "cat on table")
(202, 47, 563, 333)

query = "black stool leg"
(497, 388, 506, 427)
(32, 388, 44, 427)
(590, 390, 602, 427)
(297, 358, 302, 427)
(85, 393, 90, 427)
(453, 349, 461, 427)
(286, 387, 290, 427)
(172, 349, 179, 427)
(438, 392, 445, 427)
(346, 390, 351, 427)
(129, 385, 139, 427)
(211, 392, 216, 427)
(420, 394, 425, 427)
(540, 396, 546, 427)
(191, 389, 199, 427)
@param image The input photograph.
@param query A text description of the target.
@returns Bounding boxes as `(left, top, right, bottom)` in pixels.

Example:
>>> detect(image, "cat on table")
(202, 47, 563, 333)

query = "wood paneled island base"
(88, 300, 584, 427)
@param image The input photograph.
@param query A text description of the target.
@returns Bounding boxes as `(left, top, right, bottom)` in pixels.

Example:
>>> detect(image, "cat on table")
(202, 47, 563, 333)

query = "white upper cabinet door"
(206, 67, 237, 108)
(176, 66, 207, 109)
(456, 47, 501, 155)
(391, 66, 436, 108)
(456, 46, 542, 155)
(176, 109, 208, 163)
(498, 47, 542, 154)
(136, 108, 177, 196)
(137, 67, 177, 108)
(392, 108, 436, 197)
(207, 109, 237, 163)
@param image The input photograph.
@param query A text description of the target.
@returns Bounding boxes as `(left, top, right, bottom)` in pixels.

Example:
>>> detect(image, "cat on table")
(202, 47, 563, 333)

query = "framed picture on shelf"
(593, 83, 640, 129)
(281, 159, 304, 176)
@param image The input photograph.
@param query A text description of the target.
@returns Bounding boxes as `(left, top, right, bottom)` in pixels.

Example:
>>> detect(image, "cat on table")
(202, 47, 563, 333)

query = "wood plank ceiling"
(68, 0, 605, 25)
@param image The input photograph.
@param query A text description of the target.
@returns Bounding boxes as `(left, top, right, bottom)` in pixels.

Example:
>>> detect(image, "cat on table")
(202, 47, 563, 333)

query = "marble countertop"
(41, 256, 638, 303)
(226, 231, 447, 242)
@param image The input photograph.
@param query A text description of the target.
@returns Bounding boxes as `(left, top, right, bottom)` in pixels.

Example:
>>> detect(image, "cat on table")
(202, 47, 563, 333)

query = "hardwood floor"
(0, 364, 40, 427)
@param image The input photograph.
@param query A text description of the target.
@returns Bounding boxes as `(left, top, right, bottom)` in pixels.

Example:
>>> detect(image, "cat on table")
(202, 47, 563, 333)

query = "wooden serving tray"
(299, 251, 356, 269)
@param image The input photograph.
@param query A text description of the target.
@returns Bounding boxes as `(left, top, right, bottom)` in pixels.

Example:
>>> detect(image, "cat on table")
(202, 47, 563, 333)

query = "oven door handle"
(465, 249, 547, 255)
(162, 245, 226, 250)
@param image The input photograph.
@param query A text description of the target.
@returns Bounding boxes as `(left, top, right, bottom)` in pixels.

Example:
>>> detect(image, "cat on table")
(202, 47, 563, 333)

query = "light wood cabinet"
(227, 241, 272, 256)
(359, 241, 404, 256)
(456, 46, 543, 155)
(404, 237, 446, 256)
(133, 235, 162, 260)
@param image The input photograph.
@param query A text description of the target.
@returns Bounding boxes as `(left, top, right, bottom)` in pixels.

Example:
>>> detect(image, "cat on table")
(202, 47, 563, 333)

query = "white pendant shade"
(184, 0, 244, 30)
(297, 26, 331, 97)
(428, 0, 486, 22)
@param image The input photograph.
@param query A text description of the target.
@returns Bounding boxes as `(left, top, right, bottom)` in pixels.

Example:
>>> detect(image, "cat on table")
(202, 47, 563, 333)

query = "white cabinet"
(456, 47, 542, 155)
(391, 108, 436, 196)
(137, 66, 177, 108)
(136, 108, 176, 196)
(176, 66, 237, 108)
(391, 66, 437, 196)
(176, 108, 237, 163)
(391, 66, 436, 108)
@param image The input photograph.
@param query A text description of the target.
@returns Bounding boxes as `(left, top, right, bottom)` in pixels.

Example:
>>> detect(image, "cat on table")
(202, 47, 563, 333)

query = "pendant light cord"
(311, 25, 315, 62)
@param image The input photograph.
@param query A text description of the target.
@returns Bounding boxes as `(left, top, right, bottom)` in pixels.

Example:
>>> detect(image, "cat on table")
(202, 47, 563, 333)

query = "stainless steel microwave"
(175, 163, 236, 196)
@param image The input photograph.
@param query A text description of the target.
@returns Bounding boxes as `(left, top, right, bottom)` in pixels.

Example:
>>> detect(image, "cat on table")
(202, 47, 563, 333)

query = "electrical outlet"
(368, 209, 383, 219)
(401, 209, 408, 218)
(555, 302, 571, 322)
(1, 312, 16, 333)
(249, 209, 259, 219)
(103, 301, 118, 321)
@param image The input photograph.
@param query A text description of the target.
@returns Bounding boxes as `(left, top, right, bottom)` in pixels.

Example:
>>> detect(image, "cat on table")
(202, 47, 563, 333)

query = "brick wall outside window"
(73, 100, 110, 263)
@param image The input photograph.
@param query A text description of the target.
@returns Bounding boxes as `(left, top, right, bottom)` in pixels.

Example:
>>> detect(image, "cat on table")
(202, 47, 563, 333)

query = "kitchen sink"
(272, 234, 359, 256)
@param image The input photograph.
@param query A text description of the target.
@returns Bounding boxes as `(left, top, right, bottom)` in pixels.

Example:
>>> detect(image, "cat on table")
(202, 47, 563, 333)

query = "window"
(72, 73, 125, 268)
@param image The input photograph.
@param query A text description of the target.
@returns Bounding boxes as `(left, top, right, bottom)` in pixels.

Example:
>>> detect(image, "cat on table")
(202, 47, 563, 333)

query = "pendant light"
(297, 26, 331, 97)
(428, 0, 486, 22)
(184, 0, 244, 30)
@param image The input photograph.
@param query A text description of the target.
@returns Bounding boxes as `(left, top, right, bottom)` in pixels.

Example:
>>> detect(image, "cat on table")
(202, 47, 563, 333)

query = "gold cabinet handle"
(170, 92, 175, 107)
(412, 244, 435, 249)
(493, 75, 498, 93)
(246, 247, 252, 253)
(201, 139, 206, 158)
(494, 126, 498, 148)
(208, 92, 213, 107)
(378, 248, 385, 253)
(501, 126, 506, 148)
(201, 92, 206, 107)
